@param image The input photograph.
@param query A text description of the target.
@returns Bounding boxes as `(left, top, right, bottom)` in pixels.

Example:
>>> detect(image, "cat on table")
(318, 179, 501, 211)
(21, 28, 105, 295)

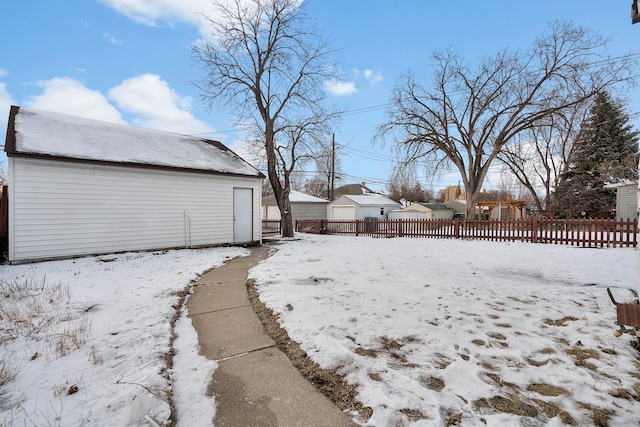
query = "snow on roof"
(343, 194, 400, 206)
(288, 190, 329, 203)
(604, 181, 638, 189)
(5, 106, 263, 178)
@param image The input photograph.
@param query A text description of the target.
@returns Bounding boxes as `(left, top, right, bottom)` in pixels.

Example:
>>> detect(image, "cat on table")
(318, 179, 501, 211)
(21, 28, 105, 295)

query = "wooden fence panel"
(262, 220, 281, 236)
(295, 217, 638, 248)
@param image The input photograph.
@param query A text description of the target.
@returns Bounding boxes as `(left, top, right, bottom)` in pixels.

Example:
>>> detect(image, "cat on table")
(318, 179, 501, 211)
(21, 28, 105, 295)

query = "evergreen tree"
(553, 92, 638, 218)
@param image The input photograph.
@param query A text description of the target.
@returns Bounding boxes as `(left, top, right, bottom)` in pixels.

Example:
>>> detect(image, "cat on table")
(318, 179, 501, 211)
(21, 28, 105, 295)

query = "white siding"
(388, 210, 426, 220)
(8, 157, 261, 262)
(262, 205, 281, 220)
(291, 203, 327, 221)
(330, 205, 356, 220)
(359, 205, 398, 219)
(617, 185, 638, 221)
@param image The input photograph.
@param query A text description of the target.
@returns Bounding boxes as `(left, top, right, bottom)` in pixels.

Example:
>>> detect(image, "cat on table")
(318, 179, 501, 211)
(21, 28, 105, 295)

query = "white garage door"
(331, 206, 355, 220)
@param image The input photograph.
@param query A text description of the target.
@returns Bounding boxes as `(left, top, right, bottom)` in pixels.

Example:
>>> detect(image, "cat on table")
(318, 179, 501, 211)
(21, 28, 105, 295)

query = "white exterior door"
(234, 187, 253, 242)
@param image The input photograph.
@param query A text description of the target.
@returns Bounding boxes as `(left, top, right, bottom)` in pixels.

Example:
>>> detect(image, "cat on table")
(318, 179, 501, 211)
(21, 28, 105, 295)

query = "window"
(380, 208, 384, 216)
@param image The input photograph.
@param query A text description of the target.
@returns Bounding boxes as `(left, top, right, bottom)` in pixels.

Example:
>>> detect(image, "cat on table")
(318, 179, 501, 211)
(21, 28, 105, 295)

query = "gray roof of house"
(419, 203, 452, 211)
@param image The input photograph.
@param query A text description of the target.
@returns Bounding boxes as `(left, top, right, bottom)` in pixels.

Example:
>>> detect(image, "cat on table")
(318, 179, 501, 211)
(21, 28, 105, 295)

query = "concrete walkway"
(187, 245, 355, 427)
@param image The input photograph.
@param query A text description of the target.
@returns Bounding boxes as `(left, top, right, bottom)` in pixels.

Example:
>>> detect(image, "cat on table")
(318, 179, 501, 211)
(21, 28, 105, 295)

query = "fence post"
(532, 217, 538, 243)
(355, 219, 360, 237)
(398, 219, 403, 237)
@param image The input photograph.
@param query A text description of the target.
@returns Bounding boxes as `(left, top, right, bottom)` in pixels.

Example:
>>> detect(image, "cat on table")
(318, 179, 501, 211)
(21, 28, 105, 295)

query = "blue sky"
(1, 1, 639, 193)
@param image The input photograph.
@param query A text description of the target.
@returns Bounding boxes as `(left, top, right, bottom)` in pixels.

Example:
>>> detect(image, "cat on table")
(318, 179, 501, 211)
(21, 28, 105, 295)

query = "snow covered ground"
(0, 247, 247, 427)
(250, 234, 640, 426)
(1, 235, 638, 427)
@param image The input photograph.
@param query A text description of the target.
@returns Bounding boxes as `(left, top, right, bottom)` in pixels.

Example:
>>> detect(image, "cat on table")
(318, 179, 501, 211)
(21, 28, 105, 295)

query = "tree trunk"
(264, 126, 295, 238)
(276, 190, 294, 237)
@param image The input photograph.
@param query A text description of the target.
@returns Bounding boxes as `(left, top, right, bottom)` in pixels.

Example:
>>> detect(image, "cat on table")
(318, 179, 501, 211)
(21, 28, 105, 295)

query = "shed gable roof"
(4, 106, 263, 178)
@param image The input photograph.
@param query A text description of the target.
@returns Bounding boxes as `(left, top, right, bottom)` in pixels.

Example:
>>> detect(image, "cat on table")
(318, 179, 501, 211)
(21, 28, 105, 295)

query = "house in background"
(605, 181, 638, 221)
(327, 194, 401, 220)
(330, 182, 380, 200)
(262, 190, 328, 223)
(4, 106, 264, 263)
(444, 200, 467, 219)
(389, 202, 454, 220)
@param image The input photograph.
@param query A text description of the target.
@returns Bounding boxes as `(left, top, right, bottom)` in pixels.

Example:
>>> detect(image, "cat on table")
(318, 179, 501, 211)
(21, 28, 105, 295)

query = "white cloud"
(0, 69, 8, 78)
(108, 73, 214, 135)
(324, 80, 357, 96)
(26, 77, 125, 124)
(0, 81, 16, 144)
(364, 69, 383, 85)
(103, 32, 123, 45)
(0, 82, 15, 112)
(98, 0, 216, 36)
(98, 0, 302, 39)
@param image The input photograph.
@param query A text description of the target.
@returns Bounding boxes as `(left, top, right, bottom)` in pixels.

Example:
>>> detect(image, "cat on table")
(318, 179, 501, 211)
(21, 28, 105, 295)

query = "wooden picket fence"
(295, 217, 638, 248)
(262, 219, 281, 236)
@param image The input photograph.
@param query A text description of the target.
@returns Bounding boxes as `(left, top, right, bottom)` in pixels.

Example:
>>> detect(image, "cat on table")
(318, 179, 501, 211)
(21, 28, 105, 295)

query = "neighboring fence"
(262, 220, 281, 236)
(295, 217, 638, 248)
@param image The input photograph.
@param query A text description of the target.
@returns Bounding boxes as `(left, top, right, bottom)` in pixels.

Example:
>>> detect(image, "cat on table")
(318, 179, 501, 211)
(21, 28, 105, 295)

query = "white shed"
(396, 202, 454, 219)
(605, 181, 638, 221)
(327, 194, 401, 220)
(261, 190, 328, 222)
(388, 209, 426, 220)
(4, 106, 264, 263)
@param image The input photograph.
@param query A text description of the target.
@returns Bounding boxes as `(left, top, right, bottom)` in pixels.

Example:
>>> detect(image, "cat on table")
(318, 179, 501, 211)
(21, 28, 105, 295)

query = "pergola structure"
(476, 200, 527, 220)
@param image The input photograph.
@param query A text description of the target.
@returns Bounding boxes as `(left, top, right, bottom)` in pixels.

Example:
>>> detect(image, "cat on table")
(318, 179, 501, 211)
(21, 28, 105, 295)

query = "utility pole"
(330, 133, 335, 200)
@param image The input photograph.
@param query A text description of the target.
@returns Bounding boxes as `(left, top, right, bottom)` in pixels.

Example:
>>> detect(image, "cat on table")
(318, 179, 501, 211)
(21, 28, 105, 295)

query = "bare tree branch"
(192, 0, 340, 236)
(379, 21, 636, 219)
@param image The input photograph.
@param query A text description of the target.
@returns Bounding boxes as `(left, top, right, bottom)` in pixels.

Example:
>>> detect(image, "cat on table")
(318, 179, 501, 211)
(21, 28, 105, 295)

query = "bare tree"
(310, 144, 342, 198)
(498, 102, 589, 215)
(303, 176, 325, 197)
(379, 22, 635, 219)
(192, 0, 338, 237)
(387, 167, 434, 203)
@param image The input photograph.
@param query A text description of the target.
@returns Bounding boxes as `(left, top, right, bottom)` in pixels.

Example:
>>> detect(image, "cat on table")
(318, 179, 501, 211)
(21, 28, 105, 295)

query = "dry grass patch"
(0, 275, 91, 368)
(526, 357, 550, 367)
(609, 388, 634, 400)
(526, 383, 569, 397)
(368, 373, 382, 382)
(354, 347, 378, 358)
(434, 353, 453, 370)
(246, 278, 373, 421)
(565, 347, 600, 370)
(532, 398, 576, 425)
(444, 411, 462, 426)
(471, 339, 486, 346)
(543, 316, 579, 327)
(579, 402, 613, 427)
(0, 356, 22, 387)
(420, 376, 445, 392)
(474, 394, 538, 418)
(400, 408, 428, 423)
(484, 372, 517, 389)
(486, 332, 506, 341)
